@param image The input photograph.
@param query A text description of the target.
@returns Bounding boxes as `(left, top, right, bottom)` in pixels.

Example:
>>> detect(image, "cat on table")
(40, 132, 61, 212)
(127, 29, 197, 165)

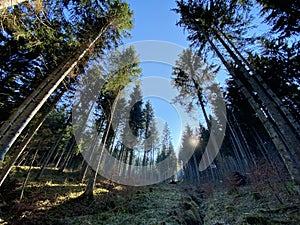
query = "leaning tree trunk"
(0, 20, 114, 160)
(84, 90, 121, 197)
(36, 115, 71, 180)
(205, 34, 300, 185)
(59, 136, 76, 172)
(191, 73, 226, 172)
(229, 112, 254, 169)
(218, 28, 300, 135)
(0, 88, 65, 187)
(233, 77, 300, 185)
(192, 80, 223, 178)
(78, 161, 89, 183)
(55, 134, 73, 168)
(19, 147, 39, 201)
(226, 113, 249, 171)
(251, 127, 292, 195)
(214, 31, 300, 162)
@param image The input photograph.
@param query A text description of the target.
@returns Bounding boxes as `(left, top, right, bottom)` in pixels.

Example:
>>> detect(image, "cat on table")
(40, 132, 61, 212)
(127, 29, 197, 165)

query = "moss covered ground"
(0, 167, 299, 225)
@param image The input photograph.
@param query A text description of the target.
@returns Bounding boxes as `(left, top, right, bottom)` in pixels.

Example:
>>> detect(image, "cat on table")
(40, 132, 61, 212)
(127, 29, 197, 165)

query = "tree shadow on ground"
(0, 168, 138, 225)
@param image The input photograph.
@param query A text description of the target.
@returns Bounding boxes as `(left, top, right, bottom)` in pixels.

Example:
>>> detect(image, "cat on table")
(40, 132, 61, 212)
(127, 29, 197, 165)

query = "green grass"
(0, 166, 299, 225)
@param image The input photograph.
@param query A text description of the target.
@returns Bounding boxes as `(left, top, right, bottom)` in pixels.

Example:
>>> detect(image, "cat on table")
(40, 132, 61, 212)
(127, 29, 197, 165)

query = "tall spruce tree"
(0, 0, 134, 161)
(174, 0, 300, 184)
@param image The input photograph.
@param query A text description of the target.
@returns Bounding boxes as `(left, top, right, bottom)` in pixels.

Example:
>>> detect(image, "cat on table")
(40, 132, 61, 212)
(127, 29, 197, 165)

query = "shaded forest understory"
(0, 166, 299, 225)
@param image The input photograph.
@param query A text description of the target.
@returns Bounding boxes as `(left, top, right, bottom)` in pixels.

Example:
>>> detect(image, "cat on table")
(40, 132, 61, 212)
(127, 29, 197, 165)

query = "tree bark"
(214, 31, 300, 162)
(0, 19, 114, 160)
(218, 28, 300, 135)
(36, 115, 71, 180)
(59, 137, 76, 172)
(19, 147, 39, 201)
(84, 90, 121, 197)
(0, 89, 64, 187)
(205, 34, 300, 184)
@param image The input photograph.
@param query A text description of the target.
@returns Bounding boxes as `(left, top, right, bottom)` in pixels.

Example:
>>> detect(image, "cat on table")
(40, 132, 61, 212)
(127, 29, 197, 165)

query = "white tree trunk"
(0, 89, 64, 187)
(0, 20, 114, 160)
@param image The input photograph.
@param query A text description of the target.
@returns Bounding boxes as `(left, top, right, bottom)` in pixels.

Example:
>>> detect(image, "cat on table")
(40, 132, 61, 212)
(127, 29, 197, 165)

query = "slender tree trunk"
(205, 33, 300, 184)
(193, 78, 225, 172)
(121, 147, 129, 178)
(228, 112, 255, 169)
(251, 128, 292, 195)
(191, 79, 210, 128)
(78, 161, 89, 183)
(19, 147, 39, 201)
(78, 134, 102, 182)
(62, 144, 76, 171)
(0, 89, 64, 187)
(0, 20, 114, 160)
(228, 137, 244, 172)
(214, 31, 300, 161)
(55, 135, 72, 168)
(84, 90, 121, 197)
(231, 112, 253, 165)
(126, 149, 134, 177)
(227, 114, 249, 171)
(117, 144, 125, 175)
(59, 137, 76, 172)
(192, 155, 200, 183)
(108, 132, 116, 154)
(233, 77, 300, 184)
(218, 28, 300, 135)
(16, 150, 29, 166)
(36, 115, 71, 180)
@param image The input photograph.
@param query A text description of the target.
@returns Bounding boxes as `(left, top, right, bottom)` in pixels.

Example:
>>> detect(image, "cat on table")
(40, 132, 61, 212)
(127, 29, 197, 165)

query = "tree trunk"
(36, 115, 71, 180)
(117, 144, 125, 175)
(55, 135, 72, 168)
(84, 90, 121, 197)
(234, 77, 300, 184)
(192, 73, 225, 172)
(205, 33, 300, 184)
(59, 137, 76, 172)
(78, 161, 89, 183)
(228, 111, 255, 169)
(0, 20, 114, 160)
(127, 149, 134, 177)
(214, 31, 300, 162)
(0, 89, 64, 187)
(19, 147, 39, 201)
(227, 114, 249, 171)
(218, 28, 300, 135)
(251, 128, 292, 195)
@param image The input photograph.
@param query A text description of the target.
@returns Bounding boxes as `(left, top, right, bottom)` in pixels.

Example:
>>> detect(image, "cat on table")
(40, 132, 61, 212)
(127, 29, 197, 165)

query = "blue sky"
(122, 1, 196, 152)
(120, 0, 235, 153)
(125, 0, 189, 47)
(121, 1, 268, 153)
(115, 1, 272, 157)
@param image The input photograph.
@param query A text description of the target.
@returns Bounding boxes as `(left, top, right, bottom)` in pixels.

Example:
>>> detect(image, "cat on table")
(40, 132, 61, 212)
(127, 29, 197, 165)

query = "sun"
(189, 136, 199, 146)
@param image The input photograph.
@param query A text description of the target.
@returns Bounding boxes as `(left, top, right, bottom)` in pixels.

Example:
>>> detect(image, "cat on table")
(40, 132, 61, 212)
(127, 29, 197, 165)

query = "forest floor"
(0, 167, 299, 225)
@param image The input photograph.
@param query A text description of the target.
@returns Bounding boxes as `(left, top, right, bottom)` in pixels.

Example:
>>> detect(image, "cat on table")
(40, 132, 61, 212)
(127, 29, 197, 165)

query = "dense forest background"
(0, 0, 299, 224)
